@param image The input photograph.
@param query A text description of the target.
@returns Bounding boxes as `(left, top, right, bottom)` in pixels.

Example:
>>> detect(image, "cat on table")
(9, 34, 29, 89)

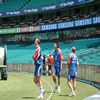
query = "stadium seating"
(24, 0, 65, 9)
(7, 38, 100, 65)
(0, 0, 66, 12)
(0, 10, 99, 29)
(0, 0, 29, 11)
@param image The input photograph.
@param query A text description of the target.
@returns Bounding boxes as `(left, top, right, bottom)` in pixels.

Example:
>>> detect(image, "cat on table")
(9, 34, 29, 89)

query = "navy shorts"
(67, 74, 76, 80)
(34, 64, 42, 76)
(52, 66, 61, 76)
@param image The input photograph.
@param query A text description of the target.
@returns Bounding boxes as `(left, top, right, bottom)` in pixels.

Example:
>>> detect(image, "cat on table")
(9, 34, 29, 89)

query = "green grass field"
(0, 72, 99, 100)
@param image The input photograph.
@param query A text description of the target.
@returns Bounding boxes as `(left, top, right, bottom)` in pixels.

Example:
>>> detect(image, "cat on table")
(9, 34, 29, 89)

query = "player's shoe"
(36, 89, 44, 99)
(36, 95, 43, 99)
(69, 91, 76, 96)
(54, 86, 58, 92)
(58, 87, 60, 94)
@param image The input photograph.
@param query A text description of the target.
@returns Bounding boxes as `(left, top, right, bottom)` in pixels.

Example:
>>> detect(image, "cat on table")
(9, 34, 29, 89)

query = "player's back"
(69, 53, 78, 70)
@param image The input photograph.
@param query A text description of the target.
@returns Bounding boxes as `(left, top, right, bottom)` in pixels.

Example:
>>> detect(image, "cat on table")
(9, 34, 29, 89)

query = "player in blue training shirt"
(32, 38, 44, 99)
(67, 47, 79, 96)
(52, 42, 63, 94)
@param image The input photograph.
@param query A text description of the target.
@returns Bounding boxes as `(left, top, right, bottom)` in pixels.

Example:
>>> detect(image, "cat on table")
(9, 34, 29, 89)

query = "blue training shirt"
(67, 53, 79, 76)
(53, 48, 63, 67)
(32, 45, 43, 65)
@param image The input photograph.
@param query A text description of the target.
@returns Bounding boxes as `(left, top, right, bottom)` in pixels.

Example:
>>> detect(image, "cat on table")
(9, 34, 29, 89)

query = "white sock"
(55, 83, 57, 87)
(73, 91, 75, 93)
(58, 86, 60, 89)
(72, 90, 74, 93)
(37, 83, 39, 88)
(39, 85, 42, 89)
(39, 85, 43, 94)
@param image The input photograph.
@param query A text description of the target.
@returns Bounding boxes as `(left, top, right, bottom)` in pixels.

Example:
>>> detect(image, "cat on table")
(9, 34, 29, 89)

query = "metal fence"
(7, 63, 100, 89)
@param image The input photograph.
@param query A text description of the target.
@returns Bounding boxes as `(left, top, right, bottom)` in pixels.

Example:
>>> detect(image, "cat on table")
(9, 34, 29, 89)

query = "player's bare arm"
(67, 63, 69, 69)
(60, 60, 63, 71)
(51, 58, 54, 71)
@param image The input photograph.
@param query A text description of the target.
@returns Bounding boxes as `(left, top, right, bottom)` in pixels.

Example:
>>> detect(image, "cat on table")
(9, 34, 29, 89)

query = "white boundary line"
(13, 72, 53, 100)
(41, 78, 53, 100)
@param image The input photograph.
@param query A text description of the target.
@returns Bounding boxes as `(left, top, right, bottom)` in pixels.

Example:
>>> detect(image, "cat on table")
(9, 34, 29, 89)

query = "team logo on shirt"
(55, 56, 57, 60)
(74, 56, 76, 58)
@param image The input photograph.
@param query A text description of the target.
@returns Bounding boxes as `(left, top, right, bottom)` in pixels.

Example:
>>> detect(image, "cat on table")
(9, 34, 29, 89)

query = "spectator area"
(5, 38, 100, 65)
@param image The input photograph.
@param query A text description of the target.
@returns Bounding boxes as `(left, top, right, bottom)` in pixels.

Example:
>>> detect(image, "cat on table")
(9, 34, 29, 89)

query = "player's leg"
(72, 77, 76, 96)
(52, 67, 57, 92)
(58, 75, 60, 86)
(48, 65, 51, 76)
(67, 75, 76, 96)
(46, 64, 48, 76)
(37, 76, 44, 92)
(58, 75, 61, 94)
(36, 65, 44, 99)
(33, 76, 37, 84)
(43, 65, 45, 75)
(52, 66, 56, 83)
(48, 65, 50, 75)
(33, 67, 42, 98)
(37, 76, 42, 85)
(52, 73, 57, 85)
(57, 67, 61, 94)
(48, 70, 51, 75)
(36, 76, 43, 99)
(34, 65, 38, 86)
(67, 79, 73, 92)
(43, 64, 46, 75)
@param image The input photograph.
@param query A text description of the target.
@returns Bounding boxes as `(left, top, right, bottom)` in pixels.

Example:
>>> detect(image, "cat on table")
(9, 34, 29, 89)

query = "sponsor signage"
(0, 28, 17, 34)
(0, 0, 93, 17)
(0, 16, 100, 34)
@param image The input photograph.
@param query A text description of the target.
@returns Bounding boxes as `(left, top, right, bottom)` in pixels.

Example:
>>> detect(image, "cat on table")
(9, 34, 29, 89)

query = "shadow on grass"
(44, 91, 51, 93)
(22, 91, 52, 99)
(22, 97, 36, 99)
(0, 79, 7, 81)
(59, 94, 69, 97)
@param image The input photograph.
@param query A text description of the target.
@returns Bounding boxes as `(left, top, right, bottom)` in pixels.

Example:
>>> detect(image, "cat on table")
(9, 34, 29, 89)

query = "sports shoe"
(54, 86, 58, 92)
(58, 87, 60, 94)
(36, 95, 43, 99)
(69, 91, 76, 96)
(36, 89, 44, 99)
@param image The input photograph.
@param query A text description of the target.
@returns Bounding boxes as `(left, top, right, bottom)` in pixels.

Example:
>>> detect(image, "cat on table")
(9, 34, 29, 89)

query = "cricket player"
(67, 47, 79, 96)
(52, 42, 63, 94)
(32, 38, 44, 99)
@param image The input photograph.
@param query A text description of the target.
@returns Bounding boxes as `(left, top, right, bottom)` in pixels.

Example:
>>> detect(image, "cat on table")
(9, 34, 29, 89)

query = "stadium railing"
(7, 63, 100, 89)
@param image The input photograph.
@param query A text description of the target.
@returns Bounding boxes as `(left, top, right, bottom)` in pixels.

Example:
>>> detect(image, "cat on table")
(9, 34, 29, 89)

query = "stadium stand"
(0, 0, 29, 11)
(0, 0, 99, 66)
(0, 0, 67, 12)
(0, 10, 99, 29)
(24, 0, 65, 9)
(0, 0, 99, 30)
(0, 0, 99, 29)
(6, 38, 100, 65)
